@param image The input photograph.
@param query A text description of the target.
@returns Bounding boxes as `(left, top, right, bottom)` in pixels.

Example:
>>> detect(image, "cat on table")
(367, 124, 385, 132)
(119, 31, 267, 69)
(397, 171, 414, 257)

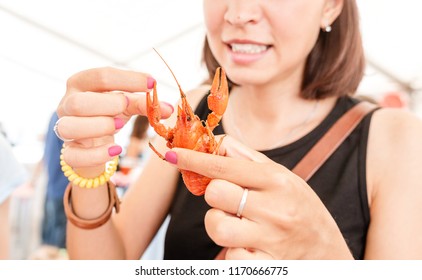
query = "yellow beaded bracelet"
(60, 145, 119, 188)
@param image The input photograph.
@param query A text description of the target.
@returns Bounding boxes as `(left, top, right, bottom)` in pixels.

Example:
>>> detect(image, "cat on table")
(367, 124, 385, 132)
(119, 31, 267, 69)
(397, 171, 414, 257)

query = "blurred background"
(0, 0, 421, 259)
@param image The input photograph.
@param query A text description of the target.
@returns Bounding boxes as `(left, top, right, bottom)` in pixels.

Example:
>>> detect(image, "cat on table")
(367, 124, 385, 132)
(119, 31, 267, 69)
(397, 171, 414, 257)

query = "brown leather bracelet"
(63, 181, 121, 230)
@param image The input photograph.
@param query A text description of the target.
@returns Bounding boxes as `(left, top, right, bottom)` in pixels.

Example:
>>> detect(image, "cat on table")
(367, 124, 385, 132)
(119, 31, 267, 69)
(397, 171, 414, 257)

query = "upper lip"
(224, 39, 271, 46)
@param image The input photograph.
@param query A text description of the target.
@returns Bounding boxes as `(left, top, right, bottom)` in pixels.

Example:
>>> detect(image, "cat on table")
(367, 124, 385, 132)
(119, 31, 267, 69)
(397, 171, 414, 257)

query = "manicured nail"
(161, 102, 174, 114)
(147, 77, 156, 89)
(108, 145, 122, 157)
(114, 118, 124, 130)
(165, 151, 177, 164)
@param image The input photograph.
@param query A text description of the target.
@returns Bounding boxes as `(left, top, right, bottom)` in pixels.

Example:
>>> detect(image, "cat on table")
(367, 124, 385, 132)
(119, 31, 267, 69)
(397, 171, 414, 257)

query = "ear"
(320, 0, 344, 29)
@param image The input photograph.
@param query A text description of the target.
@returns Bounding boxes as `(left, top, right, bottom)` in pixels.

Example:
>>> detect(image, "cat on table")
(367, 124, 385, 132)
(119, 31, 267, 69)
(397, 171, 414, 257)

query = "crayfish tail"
(181, 170, 211, 196)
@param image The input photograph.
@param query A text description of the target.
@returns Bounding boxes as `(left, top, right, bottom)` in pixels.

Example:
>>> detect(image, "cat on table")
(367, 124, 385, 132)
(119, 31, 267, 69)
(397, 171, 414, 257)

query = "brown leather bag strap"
(292, 101, 377, 182)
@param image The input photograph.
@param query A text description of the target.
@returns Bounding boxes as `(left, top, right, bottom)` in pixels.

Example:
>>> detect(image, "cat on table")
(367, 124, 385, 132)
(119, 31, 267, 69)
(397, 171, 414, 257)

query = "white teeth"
(230, 43, 268, 54)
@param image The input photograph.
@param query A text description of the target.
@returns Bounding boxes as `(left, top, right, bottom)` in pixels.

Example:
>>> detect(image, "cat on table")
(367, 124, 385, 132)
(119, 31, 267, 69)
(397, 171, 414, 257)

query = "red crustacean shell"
(146, 50, 228, 196)
(171, 114, 216, 195)
(180, 170, 212, 196)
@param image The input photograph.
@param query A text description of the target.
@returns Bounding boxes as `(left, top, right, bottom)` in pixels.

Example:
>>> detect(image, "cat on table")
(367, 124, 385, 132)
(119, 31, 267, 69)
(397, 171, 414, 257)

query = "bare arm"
(67, 136, 179, 259)
(365, 109, 422, 259)
(113, 138, 180, 259)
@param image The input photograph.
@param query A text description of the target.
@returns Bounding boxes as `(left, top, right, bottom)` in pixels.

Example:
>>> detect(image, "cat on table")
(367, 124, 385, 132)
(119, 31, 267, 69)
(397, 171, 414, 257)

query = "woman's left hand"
(166, 136, 353, 260)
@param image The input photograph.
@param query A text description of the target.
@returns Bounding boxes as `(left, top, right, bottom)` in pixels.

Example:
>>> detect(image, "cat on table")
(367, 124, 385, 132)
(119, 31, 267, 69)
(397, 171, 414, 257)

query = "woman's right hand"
(56, 67, 174, 177)
(167, 137, 353, 260)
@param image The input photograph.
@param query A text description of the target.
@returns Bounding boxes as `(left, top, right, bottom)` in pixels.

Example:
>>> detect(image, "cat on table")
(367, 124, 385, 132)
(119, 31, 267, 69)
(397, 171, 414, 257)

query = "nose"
(224, 0, 261, 26)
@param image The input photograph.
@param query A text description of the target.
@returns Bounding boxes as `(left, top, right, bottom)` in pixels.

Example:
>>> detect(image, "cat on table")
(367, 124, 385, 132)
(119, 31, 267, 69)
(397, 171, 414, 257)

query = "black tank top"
(164, 96, 374, 260)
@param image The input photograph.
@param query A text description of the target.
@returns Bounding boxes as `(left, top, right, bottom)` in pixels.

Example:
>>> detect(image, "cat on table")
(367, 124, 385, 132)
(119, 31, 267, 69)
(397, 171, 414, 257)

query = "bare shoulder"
(369, 108, 422, 152)
(367, 107, 422, 200)
(365, 108, 422, 258)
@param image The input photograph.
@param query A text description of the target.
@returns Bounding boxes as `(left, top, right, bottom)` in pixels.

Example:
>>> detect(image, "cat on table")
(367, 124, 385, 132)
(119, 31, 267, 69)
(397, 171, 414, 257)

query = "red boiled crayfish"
(146, 51, 229, 196)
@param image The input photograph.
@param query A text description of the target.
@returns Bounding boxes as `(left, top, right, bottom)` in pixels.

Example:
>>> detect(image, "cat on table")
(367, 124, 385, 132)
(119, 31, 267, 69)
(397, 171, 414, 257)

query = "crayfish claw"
(206, 67, 229, 130)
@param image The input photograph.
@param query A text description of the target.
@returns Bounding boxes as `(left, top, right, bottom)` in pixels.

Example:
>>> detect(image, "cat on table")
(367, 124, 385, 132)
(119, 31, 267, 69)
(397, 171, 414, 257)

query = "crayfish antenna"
(153, 48, 185, 98)
(153, 47, 195, 120)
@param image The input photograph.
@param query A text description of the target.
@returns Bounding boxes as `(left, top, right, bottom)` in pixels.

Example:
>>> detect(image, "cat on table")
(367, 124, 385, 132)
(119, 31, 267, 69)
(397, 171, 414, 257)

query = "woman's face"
(203, 0, 335, 87)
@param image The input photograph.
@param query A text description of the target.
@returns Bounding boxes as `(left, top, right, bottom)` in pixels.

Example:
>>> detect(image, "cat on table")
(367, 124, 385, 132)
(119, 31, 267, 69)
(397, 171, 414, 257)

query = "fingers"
(62, 141, 118, 168)
(205, 208, 262, 248)
(204, 208, 272, 253)
(60, 91, 127, 117)
(60, 67, 174, 119)
(205, 180, 242, 215)
(205, 179, 275, 222)
(205, 180, 254, 220)
(169, 147, 287, 190)
(55, 116, 121, 141)
(66, 67, 154, 93)
(60, 91, 173, 119)
(55, 66, 175, 176)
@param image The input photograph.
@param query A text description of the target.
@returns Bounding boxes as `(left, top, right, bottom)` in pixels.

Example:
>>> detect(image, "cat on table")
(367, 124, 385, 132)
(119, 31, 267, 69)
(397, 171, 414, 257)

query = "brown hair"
(202, 0, 364, 100)
(130, 115, 150, 140)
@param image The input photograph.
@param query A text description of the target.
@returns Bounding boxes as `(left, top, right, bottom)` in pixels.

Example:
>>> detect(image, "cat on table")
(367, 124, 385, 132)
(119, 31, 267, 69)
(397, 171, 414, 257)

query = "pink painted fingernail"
(108, 145, 122, 157)
(114, 118, 124, 130)
(165, 151, 177, 164)
(147, 77, 156, 89)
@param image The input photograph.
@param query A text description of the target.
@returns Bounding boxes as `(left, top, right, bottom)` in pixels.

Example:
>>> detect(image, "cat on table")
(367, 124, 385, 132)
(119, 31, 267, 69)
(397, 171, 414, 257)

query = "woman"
(0, 134, 28, 259)
(56, 0, 422, 259)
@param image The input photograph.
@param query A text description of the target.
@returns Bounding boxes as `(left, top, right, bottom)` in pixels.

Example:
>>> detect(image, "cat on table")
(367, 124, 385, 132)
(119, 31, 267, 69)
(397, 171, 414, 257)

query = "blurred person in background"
(0, 133, 27, 259)
(29, 112, 68, 260)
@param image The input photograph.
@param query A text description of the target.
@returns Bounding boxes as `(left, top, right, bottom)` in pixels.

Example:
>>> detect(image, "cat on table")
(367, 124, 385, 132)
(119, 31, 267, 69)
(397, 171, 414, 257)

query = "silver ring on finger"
(53, 117, 74, 142)
(236, 188, 249, 218)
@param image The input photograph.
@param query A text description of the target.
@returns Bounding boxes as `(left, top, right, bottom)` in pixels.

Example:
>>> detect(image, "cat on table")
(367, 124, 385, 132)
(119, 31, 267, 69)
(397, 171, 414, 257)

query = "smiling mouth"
(230, 43, 269, 54)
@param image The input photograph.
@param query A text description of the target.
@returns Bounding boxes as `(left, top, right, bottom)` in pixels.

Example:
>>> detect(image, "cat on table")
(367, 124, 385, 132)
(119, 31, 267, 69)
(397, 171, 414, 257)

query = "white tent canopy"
(358, 0, 422, 96)
(0, 0, 421, 163)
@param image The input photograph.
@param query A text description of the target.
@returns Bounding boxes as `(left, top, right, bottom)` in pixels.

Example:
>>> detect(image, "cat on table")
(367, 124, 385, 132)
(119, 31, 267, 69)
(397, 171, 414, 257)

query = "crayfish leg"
(148, 141, 165, 160)
(212, 135, 226, 155)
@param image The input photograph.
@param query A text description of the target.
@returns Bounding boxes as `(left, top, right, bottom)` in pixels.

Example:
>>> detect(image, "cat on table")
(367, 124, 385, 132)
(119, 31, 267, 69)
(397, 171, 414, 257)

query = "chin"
(223, 65, 269, 87)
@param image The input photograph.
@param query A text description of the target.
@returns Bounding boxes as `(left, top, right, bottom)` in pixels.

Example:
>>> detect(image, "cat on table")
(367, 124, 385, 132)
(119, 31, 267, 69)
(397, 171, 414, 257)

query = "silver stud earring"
(323, 20, 332, 32)
(325, 24, 332, 32)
